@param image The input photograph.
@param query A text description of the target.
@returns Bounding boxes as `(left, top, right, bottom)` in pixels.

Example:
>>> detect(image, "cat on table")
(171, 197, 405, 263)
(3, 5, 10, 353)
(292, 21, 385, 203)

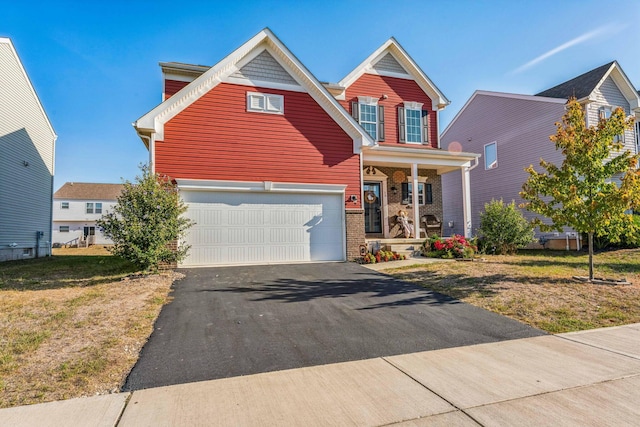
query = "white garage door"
(181, 190, 345, 266)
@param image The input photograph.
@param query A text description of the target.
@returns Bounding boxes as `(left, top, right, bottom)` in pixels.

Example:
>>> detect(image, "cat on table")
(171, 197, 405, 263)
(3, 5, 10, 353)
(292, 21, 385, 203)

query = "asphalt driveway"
(123, 262, 545, 391)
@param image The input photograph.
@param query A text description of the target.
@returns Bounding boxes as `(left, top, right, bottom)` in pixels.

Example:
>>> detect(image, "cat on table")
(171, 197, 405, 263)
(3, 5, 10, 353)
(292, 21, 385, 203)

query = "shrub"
(362, 250, 406, 264)
(478, 199, 535, 255)
(422, 234, 476, 259)
(592, 214, 640, 250)
(97, 165, 194, 272)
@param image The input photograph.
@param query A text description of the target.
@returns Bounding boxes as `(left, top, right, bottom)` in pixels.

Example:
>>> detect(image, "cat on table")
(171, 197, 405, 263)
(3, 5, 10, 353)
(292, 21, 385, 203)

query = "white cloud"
(510, 24, 625, 75)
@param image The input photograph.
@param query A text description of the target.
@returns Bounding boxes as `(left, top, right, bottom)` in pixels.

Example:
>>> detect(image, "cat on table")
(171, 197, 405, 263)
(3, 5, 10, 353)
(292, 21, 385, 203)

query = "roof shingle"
(54, 183, 124, 200)
(535, 61, 616, 99)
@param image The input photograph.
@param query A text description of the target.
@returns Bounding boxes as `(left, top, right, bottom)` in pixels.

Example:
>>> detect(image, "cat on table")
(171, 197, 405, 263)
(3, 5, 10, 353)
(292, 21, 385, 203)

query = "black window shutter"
(378, 105, 385, 142)
(398, 107, 405, 143)
(401, 183, 410, 204)
(422, 110, 429, 143)
(425, 183, 433, 204)
(352, 101, 359, 121)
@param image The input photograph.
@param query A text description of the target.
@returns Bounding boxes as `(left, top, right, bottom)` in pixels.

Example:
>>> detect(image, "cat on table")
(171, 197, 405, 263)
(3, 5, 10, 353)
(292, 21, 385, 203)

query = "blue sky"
(2, 1, 639, 191)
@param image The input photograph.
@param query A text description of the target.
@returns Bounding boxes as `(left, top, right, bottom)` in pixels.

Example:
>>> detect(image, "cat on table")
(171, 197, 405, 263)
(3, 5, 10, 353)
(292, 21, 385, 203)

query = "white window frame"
(247, 91, 284, 114)
(484, 141, 498, 170)
(358, 96, 378, 141)
(403, 101, 423, 144)
(86, 202, 94, 214)
(95, 202, 103, 214)
(403, 176, 430, 205)
(59, 226, 69, 232)
(600, 106, 624, 143)
(61, 202, 69, 209)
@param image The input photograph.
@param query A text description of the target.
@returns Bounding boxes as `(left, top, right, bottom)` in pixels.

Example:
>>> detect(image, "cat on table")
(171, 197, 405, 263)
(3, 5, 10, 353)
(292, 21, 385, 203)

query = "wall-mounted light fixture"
(391, 186, 397, 195)
(350, 194, 358, 204)
(22, 160, 29, 167)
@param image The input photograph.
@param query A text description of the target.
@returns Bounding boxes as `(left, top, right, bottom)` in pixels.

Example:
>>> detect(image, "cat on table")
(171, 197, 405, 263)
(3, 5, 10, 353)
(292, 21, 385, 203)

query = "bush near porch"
(422, 235, 477, 259)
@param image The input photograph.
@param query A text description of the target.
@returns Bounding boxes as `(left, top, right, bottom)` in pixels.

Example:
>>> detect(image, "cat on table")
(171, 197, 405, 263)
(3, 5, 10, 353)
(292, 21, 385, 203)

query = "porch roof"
(362, 145, 480, 174)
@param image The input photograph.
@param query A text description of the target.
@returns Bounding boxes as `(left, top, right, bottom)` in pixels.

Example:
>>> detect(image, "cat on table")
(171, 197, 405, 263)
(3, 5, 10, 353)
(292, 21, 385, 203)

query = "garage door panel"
(182, 190, 344, 266)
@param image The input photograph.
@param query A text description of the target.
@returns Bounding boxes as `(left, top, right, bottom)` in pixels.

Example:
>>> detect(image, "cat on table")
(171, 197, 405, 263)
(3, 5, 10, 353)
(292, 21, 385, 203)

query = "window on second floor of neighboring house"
(398, 102, 428, 144)
(599, 106, 623, 143)
(485, 141, 498, 170)
(59, 226, 69, 232)
(85, 202, 103, 214)
(352, 96, 384, 142)
(61, 202, 69, 209)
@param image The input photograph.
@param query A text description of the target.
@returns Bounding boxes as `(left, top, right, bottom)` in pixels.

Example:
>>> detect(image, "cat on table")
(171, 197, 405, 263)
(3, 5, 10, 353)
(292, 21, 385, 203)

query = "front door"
(363, 182, 382, 234)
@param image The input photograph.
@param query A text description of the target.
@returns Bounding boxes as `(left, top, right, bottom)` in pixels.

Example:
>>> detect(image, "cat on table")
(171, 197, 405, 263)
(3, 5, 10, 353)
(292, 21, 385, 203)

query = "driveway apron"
(123, 262, 545, 390)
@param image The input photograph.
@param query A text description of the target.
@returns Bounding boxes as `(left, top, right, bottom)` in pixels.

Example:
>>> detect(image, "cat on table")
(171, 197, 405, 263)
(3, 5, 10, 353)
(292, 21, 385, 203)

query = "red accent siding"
(164, 80, 189, 100)
(340, 74, 438, 148)
(156, 83, 361, 209)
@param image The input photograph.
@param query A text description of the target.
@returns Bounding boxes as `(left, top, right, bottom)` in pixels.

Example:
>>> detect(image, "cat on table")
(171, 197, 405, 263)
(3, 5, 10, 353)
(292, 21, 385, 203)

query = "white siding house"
(0, 38, 56, 261)
(441, 62, 640, 243)
(52, 183, 123, 246)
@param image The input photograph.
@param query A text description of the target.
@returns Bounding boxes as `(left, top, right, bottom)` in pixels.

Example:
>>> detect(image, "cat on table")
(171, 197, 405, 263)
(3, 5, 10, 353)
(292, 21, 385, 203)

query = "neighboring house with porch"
(52, 182, 123, 247)
(441, 61, 640, 244)
(134, 28, 479, 267)
(0, 37, 57, 261)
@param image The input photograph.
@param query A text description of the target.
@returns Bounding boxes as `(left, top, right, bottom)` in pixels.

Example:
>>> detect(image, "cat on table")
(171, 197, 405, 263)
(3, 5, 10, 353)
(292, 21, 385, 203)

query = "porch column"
(412, 163, 420, 238)
(461, 166, 472, 238)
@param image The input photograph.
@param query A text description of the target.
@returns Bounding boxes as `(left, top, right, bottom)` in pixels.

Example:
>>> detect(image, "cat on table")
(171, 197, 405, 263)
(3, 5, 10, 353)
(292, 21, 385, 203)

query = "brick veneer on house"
(345, 210, 365, 260)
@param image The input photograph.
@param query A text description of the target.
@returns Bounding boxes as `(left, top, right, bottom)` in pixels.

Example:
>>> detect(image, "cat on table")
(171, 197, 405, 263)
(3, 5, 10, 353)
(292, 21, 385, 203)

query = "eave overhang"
(362, 145, 480, 174)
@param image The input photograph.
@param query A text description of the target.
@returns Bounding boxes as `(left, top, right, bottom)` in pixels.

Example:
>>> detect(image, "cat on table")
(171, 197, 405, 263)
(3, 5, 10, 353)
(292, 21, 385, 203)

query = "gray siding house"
(441, 61, 640, 242)
(0, 38, 57, 261)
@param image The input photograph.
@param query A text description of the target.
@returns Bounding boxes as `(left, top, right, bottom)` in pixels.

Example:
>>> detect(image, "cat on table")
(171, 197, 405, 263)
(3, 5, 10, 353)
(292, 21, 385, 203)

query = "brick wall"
(370, 166, 443, 238)
(345, 209, 365, 260)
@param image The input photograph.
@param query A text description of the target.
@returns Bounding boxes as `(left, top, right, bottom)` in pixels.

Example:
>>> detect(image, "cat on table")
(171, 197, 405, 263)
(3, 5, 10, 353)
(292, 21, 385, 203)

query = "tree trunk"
(588, 232, 594, 281)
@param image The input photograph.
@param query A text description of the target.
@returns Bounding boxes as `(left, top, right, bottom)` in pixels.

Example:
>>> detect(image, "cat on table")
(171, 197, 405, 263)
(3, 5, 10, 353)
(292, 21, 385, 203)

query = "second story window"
(399, 102, 428, 144)
(599, 106, 623, 143)
(86, 202, 94, 214)
(61, 202, 69, 209)
(95, 203, 102, 214)
(352, 96, 385, 142)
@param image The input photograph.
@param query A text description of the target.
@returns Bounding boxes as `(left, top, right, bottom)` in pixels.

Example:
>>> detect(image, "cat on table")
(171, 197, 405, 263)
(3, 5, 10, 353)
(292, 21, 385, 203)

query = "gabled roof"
(0, 37, 56, 140)
(441, 90, 567, 137)
(54, 183, 124, 200)
(536, 61, 615, 99)
(338, 38, 450, 110)
(134, 28, 372, 152)
(535, 61, 640, 111)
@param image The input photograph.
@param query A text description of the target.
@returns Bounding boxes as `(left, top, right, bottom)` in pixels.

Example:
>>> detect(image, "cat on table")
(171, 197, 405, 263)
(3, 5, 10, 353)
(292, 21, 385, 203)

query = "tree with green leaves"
(97, 165, 194, 272)
(520, 98, 639, 281)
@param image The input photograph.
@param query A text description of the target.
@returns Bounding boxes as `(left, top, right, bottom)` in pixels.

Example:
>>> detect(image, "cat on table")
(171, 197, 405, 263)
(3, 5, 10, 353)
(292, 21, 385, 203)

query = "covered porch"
(360, 144, 480, 241)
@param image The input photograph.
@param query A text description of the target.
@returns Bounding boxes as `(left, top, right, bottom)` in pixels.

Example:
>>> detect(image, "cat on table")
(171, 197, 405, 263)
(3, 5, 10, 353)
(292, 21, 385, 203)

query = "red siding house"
(134, 29, 478, 266)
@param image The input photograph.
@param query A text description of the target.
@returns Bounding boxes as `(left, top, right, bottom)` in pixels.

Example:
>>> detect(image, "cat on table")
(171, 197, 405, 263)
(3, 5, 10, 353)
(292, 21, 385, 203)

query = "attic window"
(247, 92, 284, 114)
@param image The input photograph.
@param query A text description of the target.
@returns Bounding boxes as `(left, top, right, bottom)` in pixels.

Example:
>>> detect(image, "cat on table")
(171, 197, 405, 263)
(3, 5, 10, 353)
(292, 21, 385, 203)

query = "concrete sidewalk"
(2, 324, 639, 426)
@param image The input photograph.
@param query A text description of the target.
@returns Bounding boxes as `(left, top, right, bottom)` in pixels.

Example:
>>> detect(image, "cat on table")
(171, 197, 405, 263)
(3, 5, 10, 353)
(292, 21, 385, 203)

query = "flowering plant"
(422, 234, 477, 259)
